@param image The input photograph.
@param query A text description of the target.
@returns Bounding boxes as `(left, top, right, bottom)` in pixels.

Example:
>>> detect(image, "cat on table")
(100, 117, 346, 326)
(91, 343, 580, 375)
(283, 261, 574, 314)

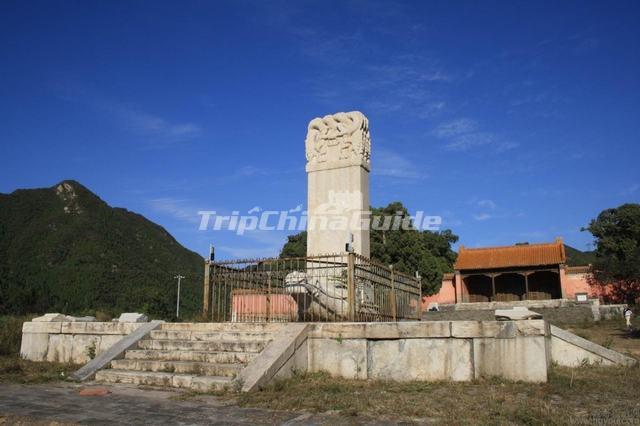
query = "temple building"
(424, 238, 593, 305)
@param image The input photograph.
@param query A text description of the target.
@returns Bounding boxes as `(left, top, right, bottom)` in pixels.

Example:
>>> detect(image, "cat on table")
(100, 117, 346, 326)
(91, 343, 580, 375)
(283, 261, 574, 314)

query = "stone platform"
(20, 319, 636, 391)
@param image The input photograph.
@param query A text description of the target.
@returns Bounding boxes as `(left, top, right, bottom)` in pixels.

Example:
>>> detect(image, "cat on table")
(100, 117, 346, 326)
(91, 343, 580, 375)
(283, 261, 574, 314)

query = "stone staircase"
(95, 323, 282, 392)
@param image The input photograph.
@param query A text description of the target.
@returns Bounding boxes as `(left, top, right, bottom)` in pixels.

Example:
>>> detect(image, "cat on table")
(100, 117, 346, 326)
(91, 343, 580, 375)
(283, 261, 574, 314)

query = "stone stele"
(305, 111, 371, 257)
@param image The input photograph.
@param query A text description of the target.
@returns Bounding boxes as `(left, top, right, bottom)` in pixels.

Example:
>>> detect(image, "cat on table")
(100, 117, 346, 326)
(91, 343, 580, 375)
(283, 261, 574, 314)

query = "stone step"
(95, 369, 232, 392)
(159, 322, 285, 333)
(149, 330, 273, 342)
(137, 339, 266, 353)
(110, 359, 243, 377)
(124, 349, 256, 364)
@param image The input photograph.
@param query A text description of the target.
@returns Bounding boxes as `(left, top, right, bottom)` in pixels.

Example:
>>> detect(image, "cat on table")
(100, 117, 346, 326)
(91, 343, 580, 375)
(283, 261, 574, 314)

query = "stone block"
(451, 320, 546, 338)
(20, 333, 50, 361)
(550, 335, 614, 367)
(118, 313, 148, 323)
(308, 338, 367, 379)
(368, 338, 473, 381)
(473, 336, 548, 382)
(550, 325, 636, 366)
(238, 324, 309, 391)
(97, 335, 123, 355)
(32, 313, 67, 322)
(309, 321, 450, 339)
(83, 322, 141, 335)
(23, 321, 62, 334)
(64, 316, 96, 322)
(61, 322, 87, 334)
(272, 338, 308, 381)
(71, 335, 100, 364)
(46, 334, 73, 363)
(495, 307, 543, 320)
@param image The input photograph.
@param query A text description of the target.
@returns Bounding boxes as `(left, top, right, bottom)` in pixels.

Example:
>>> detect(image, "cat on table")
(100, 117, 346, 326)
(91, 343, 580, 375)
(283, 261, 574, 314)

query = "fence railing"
(203, 253, 422, 322)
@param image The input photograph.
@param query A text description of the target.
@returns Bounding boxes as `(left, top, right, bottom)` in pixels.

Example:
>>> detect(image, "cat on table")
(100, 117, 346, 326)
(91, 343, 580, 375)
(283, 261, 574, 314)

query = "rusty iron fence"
(203, 253, 422, 322)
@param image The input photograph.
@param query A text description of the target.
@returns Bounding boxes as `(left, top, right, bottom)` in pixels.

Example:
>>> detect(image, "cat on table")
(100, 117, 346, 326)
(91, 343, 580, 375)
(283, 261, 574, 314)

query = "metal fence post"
(347, 252, 356, 321)
(266, 271, 272, 322)
(203, 260, 211, 319)
(390, 265, 397, 322)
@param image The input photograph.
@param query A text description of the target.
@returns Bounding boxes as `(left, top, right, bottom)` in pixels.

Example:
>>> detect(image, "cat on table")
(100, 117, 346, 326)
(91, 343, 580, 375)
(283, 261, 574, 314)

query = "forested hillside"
(0, 181, 203, 319)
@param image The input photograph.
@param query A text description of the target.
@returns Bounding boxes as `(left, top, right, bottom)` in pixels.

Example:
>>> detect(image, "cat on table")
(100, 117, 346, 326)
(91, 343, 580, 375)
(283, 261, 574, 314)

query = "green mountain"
(0, 180, 204, 319)
(564, 244, 596, 266)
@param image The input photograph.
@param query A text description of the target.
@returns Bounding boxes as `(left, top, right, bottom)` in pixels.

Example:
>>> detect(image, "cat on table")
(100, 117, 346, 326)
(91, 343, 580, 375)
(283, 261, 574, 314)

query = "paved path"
(0, 383, 396, 425)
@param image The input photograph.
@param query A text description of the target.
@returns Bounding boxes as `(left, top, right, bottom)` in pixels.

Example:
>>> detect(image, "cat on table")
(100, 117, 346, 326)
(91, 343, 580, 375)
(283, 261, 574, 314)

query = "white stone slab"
(46, 334, 73, 363)
(117, 313, 149, 323)
(19, 333, 50, 361)
(495, 307, 543, 320)
(309, 321, 451, 339)
(308, 338, 367, 379)
(23, 321, 62, 334)
(473, 336, 548, 382)
(368, 338, 473, 381)
(71, 335, 100, 364)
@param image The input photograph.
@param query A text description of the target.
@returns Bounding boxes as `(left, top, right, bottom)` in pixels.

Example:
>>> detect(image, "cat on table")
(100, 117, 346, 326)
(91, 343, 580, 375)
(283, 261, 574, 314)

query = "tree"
(370, 202, 458, 295)
(585, 203, 640, 304)
(278, 202, 458, 294)
(279, 231, 307, 258)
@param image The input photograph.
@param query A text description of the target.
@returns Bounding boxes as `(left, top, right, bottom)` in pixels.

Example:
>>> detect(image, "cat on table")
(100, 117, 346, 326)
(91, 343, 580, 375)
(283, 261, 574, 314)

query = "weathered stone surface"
(451, 320, 546, 338)
(473, 336, 548, 382)
(273, 337, 309, 382)
(368, 338, 473, 381)
(550, 335, 614, 366)
(309, 321, 451, 339)
(71, 335, 100, 364)
(46, 334, 73, 363)
(32, 313, 67, 322)
(97, 335, 123, 355)
(160, 322, 283, 333)
(117, 313, 148, 323)
(308, 338, 367, 379)
(495, 307, 543, 320)
(305, 111, 371, 257)
(83, 322, 143, 335)
(23, 321, 62, 334)
(237, 323, 309, 391)
(550, 325, 637, 367)
(65, 316, 97, 322)
(61, 322, 87, 334)
(71, 321, 163, 381)
(19, 333, 49, 361)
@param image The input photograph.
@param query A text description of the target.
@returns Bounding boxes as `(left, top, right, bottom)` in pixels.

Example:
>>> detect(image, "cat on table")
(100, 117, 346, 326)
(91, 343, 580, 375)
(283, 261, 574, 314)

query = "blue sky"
(1, 0, 639, 259)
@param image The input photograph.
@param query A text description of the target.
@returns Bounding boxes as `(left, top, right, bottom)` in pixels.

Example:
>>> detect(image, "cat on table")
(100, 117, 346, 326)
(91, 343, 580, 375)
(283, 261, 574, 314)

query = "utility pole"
(174, 275, 185, 318)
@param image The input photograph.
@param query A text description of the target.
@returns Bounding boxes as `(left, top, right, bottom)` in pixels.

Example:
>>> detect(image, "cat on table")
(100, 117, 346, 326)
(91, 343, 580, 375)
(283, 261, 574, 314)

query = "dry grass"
(0, 415, 77, 426)
(0, 356, 76, 384)
(563, 318, 640, 359)
(233, 366, 640, 424)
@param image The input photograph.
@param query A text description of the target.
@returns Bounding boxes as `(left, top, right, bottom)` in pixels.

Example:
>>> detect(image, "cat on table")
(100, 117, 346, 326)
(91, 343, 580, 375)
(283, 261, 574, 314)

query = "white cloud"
(434, 118, 518, 153)
(148, 198, 203, 224)
(477, 199, 496, 209)
(106, 103, 201, 141)
(435, 118, 478, 138)
(620, 183, 640, 196)
(445, 132, 496, 151)
(473, 213, 493, 221)
(217, 245, 280, 259)
(374, 147, 425, 179)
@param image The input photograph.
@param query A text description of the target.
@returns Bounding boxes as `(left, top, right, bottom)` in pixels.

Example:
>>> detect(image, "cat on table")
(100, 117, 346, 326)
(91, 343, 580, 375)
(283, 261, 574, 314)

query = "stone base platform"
(20, 319, 636, 391)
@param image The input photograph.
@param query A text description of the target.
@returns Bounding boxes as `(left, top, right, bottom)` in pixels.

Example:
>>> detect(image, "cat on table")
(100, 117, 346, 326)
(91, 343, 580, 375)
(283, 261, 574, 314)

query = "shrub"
(0, 316, 31, 356)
